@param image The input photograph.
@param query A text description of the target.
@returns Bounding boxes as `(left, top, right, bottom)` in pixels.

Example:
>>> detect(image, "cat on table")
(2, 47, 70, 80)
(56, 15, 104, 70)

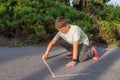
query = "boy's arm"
(72, 40, 79, 60)
(42, 39, 56, 60)
(66, 40, 79, 67)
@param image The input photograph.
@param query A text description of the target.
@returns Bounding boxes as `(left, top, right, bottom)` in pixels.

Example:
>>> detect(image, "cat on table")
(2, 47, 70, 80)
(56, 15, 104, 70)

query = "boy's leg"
(58, 38, 96, 62)
(58, 37, 72, 52)
(78, 44, 94, 62)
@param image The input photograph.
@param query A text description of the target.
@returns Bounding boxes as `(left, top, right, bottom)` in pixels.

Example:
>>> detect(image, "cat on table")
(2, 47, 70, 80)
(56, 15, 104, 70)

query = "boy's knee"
(79, 54, 92, 62)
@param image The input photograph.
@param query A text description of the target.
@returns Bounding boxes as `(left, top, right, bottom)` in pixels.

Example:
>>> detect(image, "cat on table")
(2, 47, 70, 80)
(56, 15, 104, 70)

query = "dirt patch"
(89, 41, 118, 48)
(0, 38, 26, 47)
(0, 38, 118, 48)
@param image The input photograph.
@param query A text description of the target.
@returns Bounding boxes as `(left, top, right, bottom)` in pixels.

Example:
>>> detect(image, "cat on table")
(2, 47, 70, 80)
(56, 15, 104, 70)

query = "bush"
(0, 0, 93, 44)
(0, 0, 120, 46)
(94, 20, 117, 44)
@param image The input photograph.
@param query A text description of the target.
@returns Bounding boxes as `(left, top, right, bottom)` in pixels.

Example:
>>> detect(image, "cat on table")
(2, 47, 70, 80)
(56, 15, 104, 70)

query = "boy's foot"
(66, 52, 73, 58)
(91, 47, 99, 60)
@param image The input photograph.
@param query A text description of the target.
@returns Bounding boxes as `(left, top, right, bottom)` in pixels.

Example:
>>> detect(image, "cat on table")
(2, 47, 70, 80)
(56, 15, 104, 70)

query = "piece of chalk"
(43, 60, 56, 77)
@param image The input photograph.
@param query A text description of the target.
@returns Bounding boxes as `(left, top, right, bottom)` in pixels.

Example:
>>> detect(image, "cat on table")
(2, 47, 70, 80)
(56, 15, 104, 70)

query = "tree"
(69, 0, 110, 14)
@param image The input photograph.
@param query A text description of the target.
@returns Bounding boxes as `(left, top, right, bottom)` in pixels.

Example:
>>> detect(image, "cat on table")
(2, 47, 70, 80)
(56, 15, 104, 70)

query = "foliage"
(95, 20, 117, 44)
(98, 5, 120, 22)
(0, 0, 46, 44)
(95, 5, 120, 44)
(0, 0, 92, 44)
(72, 0, 110, 14)
(0, 0, 120, 46)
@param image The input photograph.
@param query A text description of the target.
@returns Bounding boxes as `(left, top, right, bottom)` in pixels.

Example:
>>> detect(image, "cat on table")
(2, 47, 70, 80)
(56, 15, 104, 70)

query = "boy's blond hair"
(55, 16, 68, 29)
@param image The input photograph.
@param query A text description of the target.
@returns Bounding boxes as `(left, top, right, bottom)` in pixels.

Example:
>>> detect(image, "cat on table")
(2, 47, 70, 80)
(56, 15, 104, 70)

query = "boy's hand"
(42, 54, 48, 60)
(66, 61, 77, 67)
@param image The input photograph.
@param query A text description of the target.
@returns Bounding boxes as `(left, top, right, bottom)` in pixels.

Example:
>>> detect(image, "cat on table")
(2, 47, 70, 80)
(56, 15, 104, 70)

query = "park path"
(0, 45, 120, 80)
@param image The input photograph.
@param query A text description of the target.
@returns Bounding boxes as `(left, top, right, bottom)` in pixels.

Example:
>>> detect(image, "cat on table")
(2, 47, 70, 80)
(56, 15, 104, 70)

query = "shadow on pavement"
(47, 51, 68, 60)
(71, 47, 120, 80)
(1, 46, 119, 80)
(0, 47, 41, 64)
(21, 51, 70, 80)
(21, 47, 110, 80)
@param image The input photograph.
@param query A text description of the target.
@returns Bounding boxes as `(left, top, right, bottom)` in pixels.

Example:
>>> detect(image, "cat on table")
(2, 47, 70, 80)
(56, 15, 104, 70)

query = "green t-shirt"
(53, 25, 89, 45)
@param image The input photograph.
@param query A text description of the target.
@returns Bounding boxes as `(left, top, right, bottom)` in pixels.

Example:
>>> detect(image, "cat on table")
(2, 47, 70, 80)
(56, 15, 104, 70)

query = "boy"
(42, 16, 99, 67)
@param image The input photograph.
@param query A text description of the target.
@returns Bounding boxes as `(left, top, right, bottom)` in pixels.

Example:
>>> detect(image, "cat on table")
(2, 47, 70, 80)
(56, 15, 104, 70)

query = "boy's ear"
(66, 24, 70, 28)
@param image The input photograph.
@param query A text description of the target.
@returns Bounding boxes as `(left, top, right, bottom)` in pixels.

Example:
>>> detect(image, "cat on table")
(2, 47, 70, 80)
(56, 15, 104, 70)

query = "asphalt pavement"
(0, 44, 120, 80)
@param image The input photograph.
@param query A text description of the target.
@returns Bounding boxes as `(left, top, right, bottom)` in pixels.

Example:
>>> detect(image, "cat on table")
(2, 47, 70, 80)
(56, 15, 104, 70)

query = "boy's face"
(57, 24, 69, 34)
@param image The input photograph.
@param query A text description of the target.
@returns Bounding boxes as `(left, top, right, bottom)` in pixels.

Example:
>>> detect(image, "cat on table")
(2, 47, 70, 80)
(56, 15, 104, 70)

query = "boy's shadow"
(47, 47, 107, 61)
(96, 47, 107, 58)
(47, 51, 68, 60)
